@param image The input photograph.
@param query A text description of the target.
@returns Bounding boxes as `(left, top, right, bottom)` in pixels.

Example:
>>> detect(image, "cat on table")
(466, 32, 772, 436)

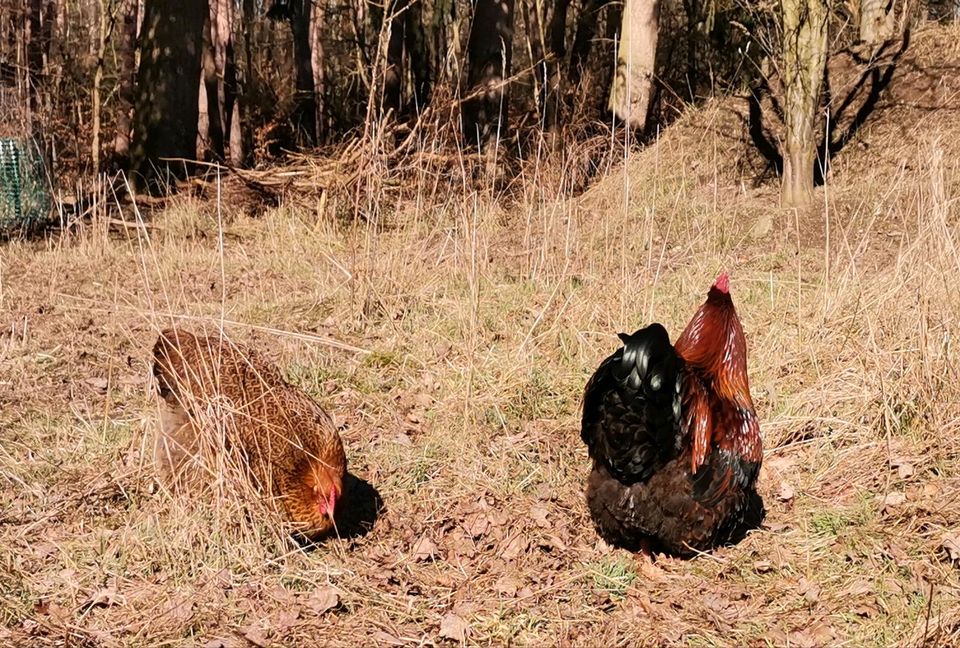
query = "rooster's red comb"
(713, 272, 730, 294)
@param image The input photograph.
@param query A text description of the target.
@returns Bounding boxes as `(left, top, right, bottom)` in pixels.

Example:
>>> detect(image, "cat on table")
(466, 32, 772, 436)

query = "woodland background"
(2, 0, 955, 207)
(2, 1, 960, 647)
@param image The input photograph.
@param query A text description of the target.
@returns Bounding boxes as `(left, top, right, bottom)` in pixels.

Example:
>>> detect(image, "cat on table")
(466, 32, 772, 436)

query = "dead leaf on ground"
(499, 533, 530, 561)
(529, 503, 551, 528)
(941, 531, 960, 563)
(764, 628, 790, 645)
(460, 512, 489, 539)
(753, 560, 775, 574)
(370, 630, 406, 646)
(777, 481, 796, 502)
(411, 535, 438, 562)
(33, 600, 69, 622)
(165, 597, 195, 626)
(204, 638, 245, 648)
(304, 586, 339, 615)
(242, 626, 270, 647)
(808, 623, 836, 642)
(444, 529, 477, 561)
(851, 600, 879, 617)
(594, 538, 614, 555)
(274, 608, 300, 633)
(83, 377, 109, 393)
(438, 612, 469, 643)
(79, 585, 126, 613)
(876, 491, 906, 510)
(494, 574, 521, 597)
(797, 577, 821, 604)
(890, 457, 915, 479)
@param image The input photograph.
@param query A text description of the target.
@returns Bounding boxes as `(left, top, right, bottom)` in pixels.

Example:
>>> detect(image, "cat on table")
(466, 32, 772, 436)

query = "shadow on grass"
(293, 472, 385, 549)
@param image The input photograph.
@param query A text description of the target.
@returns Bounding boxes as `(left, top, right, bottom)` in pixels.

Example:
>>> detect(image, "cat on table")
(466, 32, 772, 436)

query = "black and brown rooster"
(581, 273, 764, 557)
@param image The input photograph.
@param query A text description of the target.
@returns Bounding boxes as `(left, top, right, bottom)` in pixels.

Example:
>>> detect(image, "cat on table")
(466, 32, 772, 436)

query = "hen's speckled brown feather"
(152, 327, 347, 539)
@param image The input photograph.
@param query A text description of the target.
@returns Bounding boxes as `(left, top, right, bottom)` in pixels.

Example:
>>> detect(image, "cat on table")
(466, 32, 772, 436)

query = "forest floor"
(2, 23, 960, 648)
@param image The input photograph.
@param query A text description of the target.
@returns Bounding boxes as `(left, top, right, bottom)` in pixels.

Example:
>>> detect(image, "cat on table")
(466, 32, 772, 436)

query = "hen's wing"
(581, 323, 685, 484)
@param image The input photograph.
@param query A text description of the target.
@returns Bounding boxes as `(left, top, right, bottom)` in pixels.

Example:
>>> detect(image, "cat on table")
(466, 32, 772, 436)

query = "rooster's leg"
(635, 538, 666, 579)
(635, 537, 655, 561)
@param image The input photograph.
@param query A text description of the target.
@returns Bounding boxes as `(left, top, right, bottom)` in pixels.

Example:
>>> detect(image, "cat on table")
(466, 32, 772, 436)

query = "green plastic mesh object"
(0, 137, 52, 233)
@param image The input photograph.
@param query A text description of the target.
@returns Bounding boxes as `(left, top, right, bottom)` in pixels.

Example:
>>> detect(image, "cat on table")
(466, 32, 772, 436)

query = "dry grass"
(3, 24, 960, 648)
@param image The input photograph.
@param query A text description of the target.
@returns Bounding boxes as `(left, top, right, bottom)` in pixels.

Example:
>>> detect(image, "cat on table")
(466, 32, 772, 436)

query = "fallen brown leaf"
(797, 577, 820, 604)
(753, 560, 775, 574)
(890, 457, 915, 479)
(876, 491, 906, 510)
(942, 531, 960, 563)
(370, 630, 406, 646)
(242, 626, 270, 648)
(777, 481, 795, 502)
(529, 503, 551, 528)
(305, 587, 339, 615)
(461, 512, 489, 539)
(79, 585, 125, 613)
(411, 536, 438, 562)
(438, 612, 469, 643)
(499, 533, 529, 561)
(274, 608, 300, 633)
(494, 574, 521, 597)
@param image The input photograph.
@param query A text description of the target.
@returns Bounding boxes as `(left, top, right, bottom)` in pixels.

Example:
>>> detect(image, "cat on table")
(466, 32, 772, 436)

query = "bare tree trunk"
(382, 0, 408, 118)
(429, 0, 456, 90)
(549, 0, 570, 59)
(26, 0, 44, 121)
(520, 0, 547, 125)
(607, 0, 660, 131)
(780, 0, 827, 207)
(289, 0, 317, 144)
(309, 0, 325, 142)
(539, 0, 570, 132)
(860, 0, 895, 44)
(199, 4, 224, 160)
(91, 0, 110, 171)
(463, 0, 515, 150)
(569, 0, 609, 85)
(112, 0, 138, 163)
(235, 0, 256, 164)
(131, 0, 208, 192)
(405, 0, 429, 112)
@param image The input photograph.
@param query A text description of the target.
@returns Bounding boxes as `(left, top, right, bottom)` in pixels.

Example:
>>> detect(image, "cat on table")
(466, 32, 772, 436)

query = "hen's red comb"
(713, 272, 730, 294)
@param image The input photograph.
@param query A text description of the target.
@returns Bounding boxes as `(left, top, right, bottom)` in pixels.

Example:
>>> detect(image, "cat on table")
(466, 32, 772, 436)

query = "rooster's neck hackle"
(675, 277, 760, 464)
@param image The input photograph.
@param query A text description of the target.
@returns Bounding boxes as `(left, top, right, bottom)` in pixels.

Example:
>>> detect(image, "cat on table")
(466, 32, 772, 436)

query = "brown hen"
(152, 327, 347, 539)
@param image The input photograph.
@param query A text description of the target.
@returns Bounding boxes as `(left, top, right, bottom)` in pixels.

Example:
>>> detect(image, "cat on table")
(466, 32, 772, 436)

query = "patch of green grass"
(809, 497, 874, 537)
(810, 510, 853, 536)
(285, 361, 346, 397)
(387, 443, 442, 494)
(478, 609, 549, 644)
(504, 368, 569, 422)
(590, 555, 637, 600)
(361, 349, 403, 369)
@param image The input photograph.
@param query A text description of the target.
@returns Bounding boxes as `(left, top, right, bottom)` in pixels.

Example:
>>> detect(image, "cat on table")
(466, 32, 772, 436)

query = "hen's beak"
(326, 490, 338, 525)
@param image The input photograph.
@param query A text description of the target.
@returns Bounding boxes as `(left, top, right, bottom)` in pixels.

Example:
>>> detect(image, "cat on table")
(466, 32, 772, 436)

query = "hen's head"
(287, 459, 344, 538)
